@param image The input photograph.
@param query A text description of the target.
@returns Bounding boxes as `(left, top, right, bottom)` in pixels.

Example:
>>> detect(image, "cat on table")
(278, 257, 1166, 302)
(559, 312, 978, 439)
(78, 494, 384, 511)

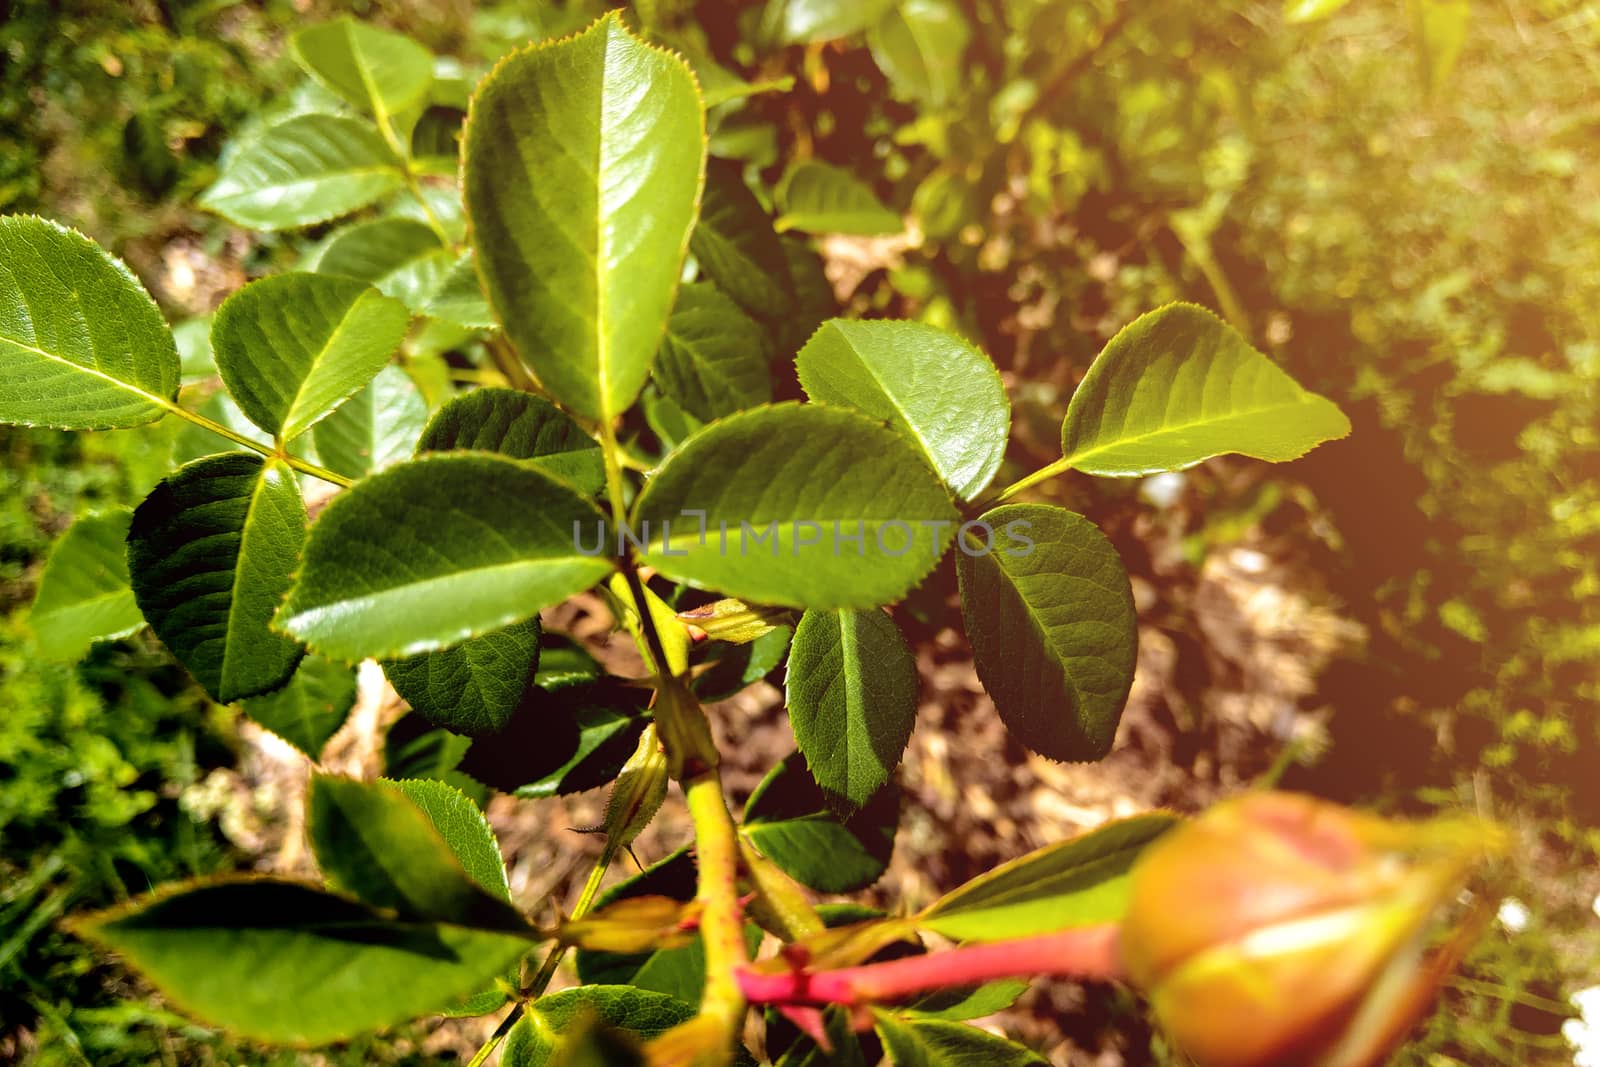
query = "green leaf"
(417, 387, 605, 496)
(73, 879, 534, 1045)
(786, 608, 916, 812)
(772, 235, 837, 358)
(212, 272, 411, 442)
(632, 404, 957, 611)
(384, 618, 541, 735)
(690, 158, 794, 317)
(917, 813, 1176, 941)
(512, 686, 649, 798)
(277, 453, 614, 660)
(199, 114, 405, 230)
(308, 774, 527, 929)
(0, 215, 179, 429)
(174, 316, 216, 382)
(311, 363, 429, 479)
(775, 0, 899, 42)
(316, 218, 455, 314)
(291, 18, 434, 118)
(29, 509, 144, 661)
(462, 12, 706, 421)
(1283, 0, 1355, 22)
(693, 623, 793, 701)
(385, 778, 512, 902)
(641, 387, 704, 452)
(742, 752, 898, 893)
(872, 1013, 1046, 1067)
(503, 986, 694, 1067)
(955, 503, 1135, 762)
(866, 0, 971, 109)
(129, 454, 307, 703)
(242, 654, 357, 758)
(1060, 303, 1351, 477)
(575, 848, 762, 1009)
(655, 283, 773, 422)
(796, 319, 1009, 501)
(775, 161, 900, 236)
(905, 980, 1030, 1021)
(423, 252, 496, 329)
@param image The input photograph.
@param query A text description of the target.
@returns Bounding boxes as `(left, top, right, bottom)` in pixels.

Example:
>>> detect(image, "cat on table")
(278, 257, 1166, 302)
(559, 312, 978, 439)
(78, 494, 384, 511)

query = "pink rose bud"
(1118, 791, 1502, 1067)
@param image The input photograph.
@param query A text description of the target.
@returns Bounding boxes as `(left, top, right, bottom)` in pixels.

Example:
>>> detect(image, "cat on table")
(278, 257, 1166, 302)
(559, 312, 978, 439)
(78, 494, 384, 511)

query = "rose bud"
(1118, 791, 1503, 1067)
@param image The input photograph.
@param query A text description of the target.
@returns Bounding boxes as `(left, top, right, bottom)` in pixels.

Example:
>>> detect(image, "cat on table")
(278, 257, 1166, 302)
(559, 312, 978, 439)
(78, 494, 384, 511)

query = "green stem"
(370, 100, 454, 250)
(164, 401, 353, 488)
(594, 414, 749, 1066)
(465, 853, 614, 1067)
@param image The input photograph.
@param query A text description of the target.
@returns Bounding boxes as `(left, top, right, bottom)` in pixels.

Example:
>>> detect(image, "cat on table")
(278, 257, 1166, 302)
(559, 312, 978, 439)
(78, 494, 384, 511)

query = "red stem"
(737, 924, 1125, 1007)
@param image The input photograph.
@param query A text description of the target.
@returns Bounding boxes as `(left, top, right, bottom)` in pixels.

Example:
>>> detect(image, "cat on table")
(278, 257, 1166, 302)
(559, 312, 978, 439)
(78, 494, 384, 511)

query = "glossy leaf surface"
(312, 363, 428, 479)
(315, 218, 454, 313)
(199, 115, 403, 230)
(632, 404, 957, 610)
(291, 18, 433, 117)
(386, 778, 512, 902)
(796, 318, 1008, 500)
(463, 13, 705, 420)
(0, 216, 178, 429)
(384, 618, 541, 735)
(278, 453, 613, 660)
(212, 272, 410, 441)
(74, 880, 533, 1044)
(1060, 303, 1350, 476)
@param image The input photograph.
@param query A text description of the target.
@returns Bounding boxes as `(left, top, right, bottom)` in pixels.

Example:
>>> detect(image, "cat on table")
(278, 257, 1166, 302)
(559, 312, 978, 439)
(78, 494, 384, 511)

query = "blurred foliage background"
(1, 0, 1596, 1063)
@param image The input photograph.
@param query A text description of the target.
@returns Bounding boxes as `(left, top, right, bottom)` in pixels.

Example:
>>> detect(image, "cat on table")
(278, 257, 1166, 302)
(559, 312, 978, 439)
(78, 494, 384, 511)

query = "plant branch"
(737, 923, 1124, 1008)
(465, 852, 614, 1067)
(163, 401, 353, 488)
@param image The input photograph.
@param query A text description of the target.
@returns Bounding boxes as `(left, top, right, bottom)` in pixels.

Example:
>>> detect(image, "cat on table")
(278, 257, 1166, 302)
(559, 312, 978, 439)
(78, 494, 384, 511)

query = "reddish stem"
(738, 923, 1126, 1007)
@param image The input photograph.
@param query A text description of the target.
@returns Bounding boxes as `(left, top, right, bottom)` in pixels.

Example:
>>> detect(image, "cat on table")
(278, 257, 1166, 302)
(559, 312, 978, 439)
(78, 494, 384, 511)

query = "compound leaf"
(796, 319, 1008, 501)
(129, 454, 307, 703)
(0, 215, 178, 429)
(463, 12, 706, 420)
(277, 453, 614, 660)
(786, 608, 916, 812)
(956, 504, 1134, 762)
(1060, 303, 1350, 477)
(632, 404, 957, 611)
(199, 114, 404, 230)
(29, 509, 144, 661)
(72, 879, 533, 1045)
